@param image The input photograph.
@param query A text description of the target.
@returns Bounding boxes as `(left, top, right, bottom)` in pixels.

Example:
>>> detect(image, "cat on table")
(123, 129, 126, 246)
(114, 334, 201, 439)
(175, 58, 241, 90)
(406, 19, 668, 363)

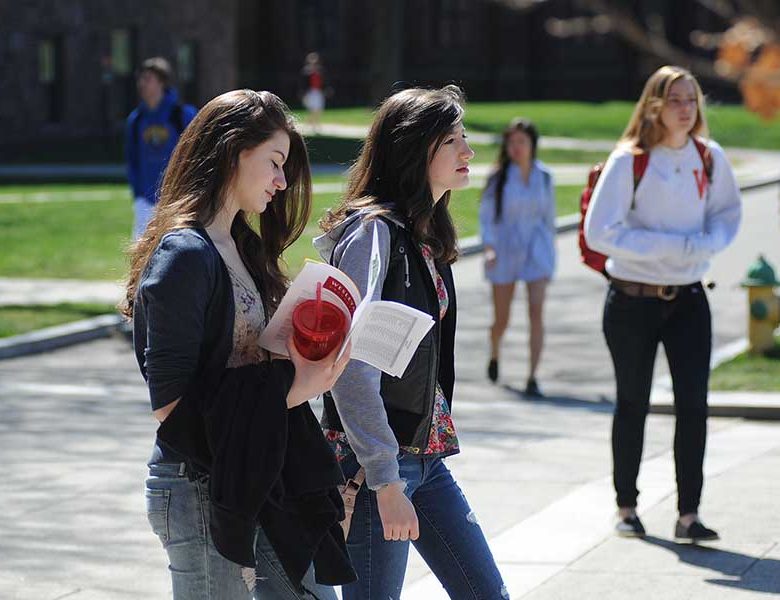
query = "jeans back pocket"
(145, 487, 171, 545)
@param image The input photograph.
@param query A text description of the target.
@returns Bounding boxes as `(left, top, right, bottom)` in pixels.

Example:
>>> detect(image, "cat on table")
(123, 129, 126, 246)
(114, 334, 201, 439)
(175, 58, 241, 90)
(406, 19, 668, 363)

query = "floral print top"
(224, 263, 269, 368)
(325, 243, 460, 461)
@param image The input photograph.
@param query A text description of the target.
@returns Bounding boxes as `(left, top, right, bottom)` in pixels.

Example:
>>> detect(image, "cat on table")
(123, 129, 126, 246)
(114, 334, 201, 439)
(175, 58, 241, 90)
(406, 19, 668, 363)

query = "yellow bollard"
(741, 255, 780, 354)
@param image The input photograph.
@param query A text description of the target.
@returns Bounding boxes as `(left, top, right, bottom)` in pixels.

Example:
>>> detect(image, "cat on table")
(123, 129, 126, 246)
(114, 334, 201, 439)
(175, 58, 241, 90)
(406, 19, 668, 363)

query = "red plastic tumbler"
(292, 283, 347, 361)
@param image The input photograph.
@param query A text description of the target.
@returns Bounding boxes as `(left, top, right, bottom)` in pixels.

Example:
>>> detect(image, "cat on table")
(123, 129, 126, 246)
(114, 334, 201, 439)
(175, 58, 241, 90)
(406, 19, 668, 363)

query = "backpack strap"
(691, 136, 714, 181)
(692, 136, 714, 202)
(376, 214, 404, 258)
(129, 111, 142, 184)
(630, 150, 650, 210)
(169, 103, 185, 135)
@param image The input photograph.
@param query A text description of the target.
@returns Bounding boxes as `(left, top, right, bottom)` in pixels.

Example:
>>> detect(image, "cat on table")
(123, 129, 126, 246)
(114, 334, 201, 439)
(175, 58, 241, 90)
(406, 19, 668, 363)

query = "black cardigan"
(133, 227, 356, 587)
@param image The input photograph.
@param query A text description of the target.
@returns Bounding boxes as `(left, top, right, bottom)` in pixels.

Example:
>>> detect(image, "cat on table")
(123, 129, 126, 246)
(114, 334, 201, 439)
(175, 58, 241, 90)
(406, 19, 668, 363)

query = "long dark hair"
(485, 118, 539, 222)
(320, 85, 465, 264)
(123, 89, 312, 317)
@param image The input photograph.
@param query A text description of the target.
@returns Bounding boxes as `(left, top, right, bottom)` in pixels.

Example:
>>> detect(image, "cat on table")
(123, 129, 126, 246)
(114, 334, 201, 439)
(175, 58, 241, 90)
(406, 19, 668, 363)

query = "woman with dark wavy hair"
(124, 89, 354, 599)
(315, 85, 507, 600)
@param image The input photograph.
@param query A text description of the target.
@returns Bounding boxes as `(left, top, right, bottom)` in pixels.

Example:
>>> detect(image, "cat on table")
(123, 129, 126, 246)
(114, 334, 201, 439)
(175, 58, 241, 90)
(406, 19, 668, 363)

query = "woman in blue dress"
(479, 118, 556, 395)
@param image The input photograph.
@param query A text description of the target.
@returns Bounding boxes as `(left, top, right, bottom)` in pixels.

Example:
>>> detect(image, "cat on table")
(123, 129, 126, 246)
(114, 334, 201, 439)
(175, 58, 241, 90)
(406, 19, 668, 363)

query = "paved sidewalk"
(0, 277, 124, 307)
(399, 183, 780, 597)
(0, 185, 779, 599)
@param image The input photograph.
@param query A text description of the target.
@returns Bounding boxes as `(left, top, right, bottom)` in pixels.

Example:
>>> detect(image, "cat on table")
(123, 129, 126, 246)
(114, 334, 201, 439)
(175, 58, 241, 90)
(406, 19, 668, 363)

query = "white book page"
(351, 301, 434, 378)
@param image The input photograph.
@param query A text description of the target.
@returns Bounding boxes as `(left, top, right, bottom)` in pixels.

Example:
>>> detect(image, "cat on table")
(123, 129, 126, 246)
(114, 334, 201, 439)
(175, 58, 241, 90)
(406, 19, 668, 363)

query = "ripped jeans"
(339, 453, 507, 600)
(145, 462, 337, 599)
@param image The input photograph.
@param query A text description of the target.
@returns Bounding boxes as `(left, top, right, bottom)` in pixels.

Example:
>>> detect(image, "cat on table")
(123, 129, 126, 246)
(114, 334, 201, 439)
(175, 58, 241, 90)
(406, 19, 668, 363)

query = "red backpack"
(578, 138, 713, 277)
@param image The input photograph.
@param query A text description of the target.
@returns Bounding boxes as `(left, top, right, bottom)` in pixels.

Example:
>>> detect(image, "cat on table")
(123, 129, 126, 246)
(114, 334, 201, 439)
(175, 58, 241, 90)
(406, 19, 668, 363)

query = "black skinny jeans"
(603, 282, 711, 515)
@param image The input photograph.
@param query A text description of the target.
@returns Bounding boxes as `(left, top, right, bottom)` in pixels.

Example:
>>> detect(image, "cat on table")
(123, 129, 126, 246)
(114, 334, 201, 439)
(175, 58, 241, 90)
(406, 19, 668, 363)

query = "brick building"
(1, 0, 729, 156)
(0, 0, 237, 152)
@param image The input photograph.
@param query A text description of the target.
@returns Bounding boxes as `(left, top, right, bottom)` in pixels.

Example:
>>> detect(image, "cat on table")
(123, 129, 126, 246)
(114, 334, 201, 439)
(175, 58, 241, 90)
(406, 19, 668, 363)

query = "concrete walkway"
(0, 185, 779, 599)
(403, 183, 780, 597)
(0, 277, 124, 307)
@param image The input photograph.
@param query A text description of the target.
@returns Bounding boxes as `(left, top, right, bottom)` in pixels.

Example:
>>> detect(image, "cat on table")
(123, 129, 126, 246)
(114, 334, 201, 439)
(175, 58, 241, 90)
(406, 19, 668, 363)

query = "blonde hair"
(620, 65, 709, 152)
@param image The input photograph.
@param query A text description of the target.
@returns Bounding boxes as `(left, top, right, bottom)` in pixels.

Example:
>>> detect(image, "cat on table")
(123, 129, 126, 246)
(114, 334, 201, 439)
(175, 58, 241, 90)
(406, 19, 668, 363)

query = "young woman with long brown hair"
(124, 89, 354, 599)
(585, 66, 741, 542)
(479, 118, 556, 395)
(314, 85, 507, 600)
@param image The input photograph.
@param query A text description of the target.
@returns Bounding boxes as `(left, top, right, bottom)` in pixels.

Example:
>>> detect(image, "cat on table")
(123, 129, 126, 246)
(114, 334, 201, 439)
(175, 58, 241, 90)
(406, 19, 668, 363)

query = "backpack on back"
(578, 138, 713, 277)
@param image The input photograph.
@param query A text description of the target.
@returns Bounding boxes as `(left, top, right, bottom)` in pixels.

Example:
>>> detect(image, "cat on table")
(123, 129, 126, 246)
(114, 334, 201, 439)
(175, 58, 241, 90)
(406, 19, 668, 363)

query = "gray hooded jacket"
(313, 213, 403, 489)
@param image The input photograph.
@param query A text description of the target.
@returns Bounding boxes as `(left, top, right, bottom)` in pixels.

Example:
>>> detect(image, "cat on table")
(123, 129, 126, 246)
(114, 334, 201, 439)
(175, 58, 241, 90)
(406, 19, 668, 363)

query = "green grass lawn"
(709, 339, 780, 392)
(0, 186, 134, 280)
(296, 101, 780, 150)
(0, 303, 117, 338)
(6, 102, 776, 167)
(307, 135, 607, 166)
(1, 183, 583, 280)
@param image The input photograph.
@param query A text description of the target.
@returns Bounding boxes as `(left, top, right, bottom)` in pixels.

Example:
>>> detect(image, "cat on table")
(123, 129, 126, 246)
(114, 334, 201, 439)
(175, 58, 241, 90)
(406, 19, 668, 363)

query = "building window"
(111, 29, 132, 76)
(177, 41, 199, 104)
(433, 0, 472, 48)
(110, 28, 137, 118)
(39, 36, 64, 123)
(299, 0, 339, 54)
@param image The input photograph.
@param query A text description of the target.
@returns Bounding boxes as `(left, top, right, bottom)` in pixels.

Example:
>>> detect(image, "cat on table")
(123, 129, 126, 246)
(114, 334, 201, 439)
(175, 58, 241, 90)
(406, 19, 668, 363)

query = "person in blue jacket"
(125, 57, 197, 239)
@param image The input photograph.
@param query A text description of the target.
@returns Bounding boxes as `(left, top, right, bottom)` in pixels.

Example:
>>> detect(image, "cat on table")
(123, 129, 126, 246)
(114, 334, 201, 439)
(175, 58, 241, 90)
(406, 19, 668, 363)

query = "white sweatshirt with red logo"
(584, 137, 742, 285)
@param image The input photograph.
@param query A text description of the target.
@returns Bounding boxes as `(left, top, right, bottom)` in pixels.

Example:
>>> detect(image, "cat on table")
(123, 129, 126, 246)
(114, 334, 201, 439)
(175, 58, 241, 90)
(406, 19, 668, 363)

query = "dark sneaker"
(674, 520, 719, 543)
(615, 515, 646, 538)
(487, 359, 498, 383)
(524, 378, 543, 397)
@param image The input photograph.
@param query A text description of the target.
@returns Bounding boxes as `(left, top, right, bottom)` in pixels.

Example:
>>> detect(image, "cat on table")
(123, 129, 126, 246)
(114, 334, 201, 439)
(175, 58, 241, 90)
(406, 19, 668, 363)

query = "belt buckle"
(658, 285, 678, 301)
(344, 477, 362, 493)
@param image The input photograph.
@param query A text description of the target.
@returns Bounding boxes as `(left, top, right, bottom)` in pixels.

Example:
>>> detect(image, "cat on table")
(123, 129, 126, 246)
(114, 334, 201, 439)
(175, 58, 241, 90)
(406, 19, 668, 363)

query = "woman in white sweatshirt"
(584, 65, 741, 543)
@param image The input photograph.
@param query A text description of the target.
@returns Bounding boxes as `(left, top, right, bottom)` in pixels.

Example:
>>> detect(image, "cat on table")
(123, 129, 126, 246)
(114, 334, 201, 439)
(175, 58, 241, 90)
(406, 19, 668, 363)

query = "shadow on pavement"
(641, 535, 780, 594)
(502, 384, 615, 414)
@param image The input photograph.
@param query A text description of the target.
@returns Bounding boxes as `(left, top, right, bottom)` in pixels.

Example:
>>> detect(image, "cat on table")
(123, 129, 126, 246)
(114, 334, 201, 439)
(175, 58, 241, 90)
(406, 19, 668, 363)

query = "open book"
(258, 222, 434, 378)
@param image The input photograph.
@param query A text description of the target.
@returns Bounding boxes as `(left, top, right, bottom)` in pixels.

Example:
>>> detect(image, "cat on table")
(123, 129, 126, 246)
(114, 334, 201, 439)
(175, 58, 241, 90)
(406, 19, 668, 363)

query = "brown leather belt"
(610, 278, 695, 301)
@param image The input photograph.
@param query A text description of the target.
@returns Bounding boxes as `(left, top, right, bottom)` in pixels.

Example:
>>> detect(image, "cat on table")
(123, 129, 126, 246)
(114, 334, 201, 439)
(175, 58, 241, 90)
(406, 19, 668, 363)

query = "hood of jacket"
(312, 208, 405, 264)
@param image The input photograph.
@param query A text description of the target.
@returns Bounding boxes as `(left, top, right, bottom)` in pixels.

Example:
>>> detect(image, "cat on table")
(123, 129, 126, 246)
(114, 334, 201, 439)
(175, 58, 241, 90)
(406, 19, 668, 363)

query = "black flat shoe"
(674, 520, 719, 543)
(487, 359, 498, 383)
(524, 378, 543, 397)
(615, 515, 646, 538)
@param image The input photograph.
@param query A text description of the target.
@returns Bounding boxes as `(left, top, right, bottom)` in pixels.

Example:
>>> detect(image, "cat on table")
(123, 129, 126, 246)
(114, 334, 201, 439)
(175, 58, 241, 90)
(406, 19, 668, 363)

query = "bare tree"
(492, 0, 780, 118)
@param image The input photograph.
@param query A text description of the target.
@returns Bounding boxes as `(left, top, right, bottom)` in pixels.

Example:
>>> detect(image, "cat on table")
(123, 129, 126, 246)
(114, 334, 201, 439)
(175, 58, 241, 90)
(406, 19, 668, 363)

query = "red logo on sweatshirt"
(693, 169, 709, 199)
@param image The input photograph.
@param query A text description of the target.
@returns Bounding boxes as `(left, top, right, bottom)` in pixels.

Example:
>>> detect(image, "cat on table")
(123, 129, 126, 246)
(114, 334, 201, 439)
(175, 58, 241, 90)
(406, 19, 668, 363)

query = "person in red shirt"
(301, 52, 326, 130)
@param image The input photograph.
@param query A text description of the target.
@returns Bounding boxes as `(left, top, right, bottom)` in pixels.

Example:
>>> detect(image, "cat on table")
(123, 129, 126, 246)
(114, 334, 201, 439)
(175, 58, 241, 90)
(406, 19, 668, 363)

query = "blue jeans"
(145, 462, 337, 600)
(339, 454, 507, 600)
